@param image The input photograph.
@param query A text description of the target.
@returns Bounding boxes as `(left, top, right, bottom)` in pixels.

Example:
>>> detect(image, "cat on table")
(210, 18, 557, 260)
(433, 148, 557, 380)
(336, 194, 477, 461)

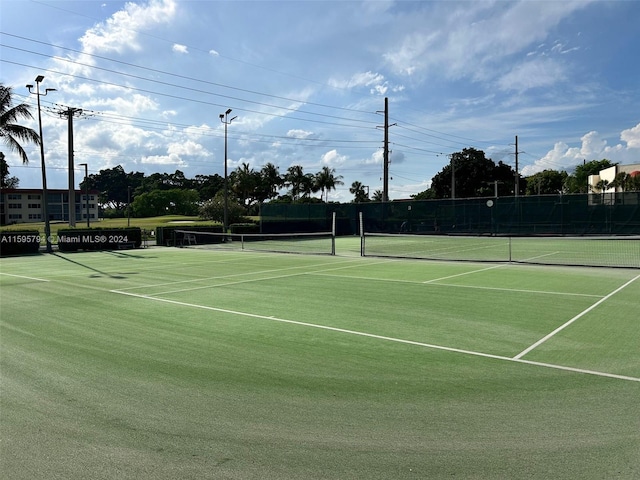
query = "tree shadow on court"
(52, 252, 137, 279)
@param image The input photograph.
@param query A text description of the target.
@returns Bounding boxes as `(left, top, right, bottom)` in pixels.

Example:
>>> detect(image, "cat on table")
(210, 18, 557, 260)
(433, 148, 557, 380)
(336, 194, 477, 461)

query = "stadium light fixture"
(220, 109, 237, 233)
(26, 76, 56, 253)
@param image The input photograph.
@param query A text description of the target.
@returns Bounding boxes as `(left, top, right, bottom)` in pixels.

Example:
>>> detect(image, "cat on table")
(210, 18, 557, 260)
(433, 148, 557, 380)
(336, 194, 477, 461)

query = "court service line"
(513, 273, 640, 360)
(148, 256, 380, 296)
(310, 272, 601, 298)
(432, 283, 603, 298)
(422, 264, 505, 284)
(110, 288, 640, 383)
(0, 272, 50, 282)
(120, 257, 364, 292)
(147, 271, 310, 296)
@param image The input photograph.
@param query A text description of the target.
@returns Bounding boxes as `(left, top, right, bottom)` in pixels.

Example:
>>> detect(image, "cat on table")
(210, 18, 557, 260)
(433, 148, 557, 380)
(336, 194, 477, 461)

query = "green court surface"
(1, 245, 639, 479)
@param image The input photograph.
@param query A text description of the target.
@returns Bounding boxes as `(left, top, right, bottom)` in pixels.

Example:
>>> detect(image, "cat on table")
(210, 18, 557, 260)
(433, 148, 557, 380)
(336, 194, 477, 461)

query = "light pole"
(127, 186, 131, 227)
(26, 75, 56, 253)
(78, 163, 89, 227)
(219, 108, 236, 233)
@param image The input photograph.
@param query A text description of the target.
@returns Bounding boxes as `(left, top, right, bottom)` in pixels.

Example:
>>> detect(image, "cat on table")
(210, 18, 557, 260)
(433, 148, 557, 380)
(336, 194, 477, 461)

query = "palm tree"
(231, 162, 259, 207)
(349, 181, 369, 203)
(315, 166, 344, 202)
(609, 172, 630, 192)
(371, 189, 384, 202)
(284, 165, 306, 201)
(594, 179, 610, 193)
(0, 85, 40, 164)
(301, 173, 318, 200)
(259, 162, 282, 201)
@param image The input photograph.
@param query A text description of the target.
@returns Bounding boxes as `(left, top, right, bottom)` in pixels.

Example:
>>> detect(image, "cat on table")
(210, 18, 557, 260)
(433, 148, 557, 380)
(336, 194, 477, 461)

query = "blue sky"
(2, 0, 639, 200)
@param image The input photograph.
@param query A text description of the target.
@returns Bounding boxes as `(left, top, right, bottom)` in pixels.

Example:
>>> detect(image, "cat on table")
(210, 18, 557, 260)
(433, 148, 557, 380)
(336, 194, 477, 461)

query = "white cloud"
(328, 71, 402, 95)
(141, 153, 187, 166)
(497, 57, 566, 92)
(79, 0, 177, 54)
(523, 123, 640, 175)
(621, 123, 640, 148)
(321, 150, 348, 166)
(172, 43, 188, 54)
(209, 49, 220, 56)
(167, 140, 208, 157)
(287, 129, 314, 139)
(382, 0, 591, 87)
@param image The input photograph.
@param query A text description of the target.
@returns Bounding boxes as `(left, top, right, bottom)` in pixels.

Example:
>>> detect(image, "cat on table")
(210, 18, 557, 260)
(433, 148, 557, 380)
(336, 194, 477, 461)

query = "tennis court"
(1, 241, 639, 479)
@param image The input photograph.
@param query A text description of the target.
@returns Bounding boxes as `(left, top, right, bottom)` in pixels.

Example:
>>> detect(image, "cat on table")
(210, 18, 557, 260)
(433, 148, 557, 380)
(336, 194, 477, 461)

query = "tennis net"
(175, 230, 336, 255)
(361, 232, 640, 268)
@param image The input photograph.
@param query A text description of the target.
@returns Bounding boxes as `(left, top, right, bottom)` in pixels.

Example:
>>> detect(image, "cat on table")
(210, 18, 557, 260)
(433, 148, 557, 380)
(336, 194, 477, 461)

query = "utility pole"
(451, 154, 456, 199)
(57, 106, 84, 226)
(376, 97, 395, 202)
(383, 97, 389, 202)
(514, 135, 519, 197)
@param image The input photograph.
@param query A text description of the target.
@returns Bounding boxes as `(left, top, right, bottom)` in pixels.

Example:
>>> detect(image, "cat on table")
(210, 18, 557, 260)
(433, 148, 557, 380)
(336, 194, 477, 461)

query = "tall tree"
(132, 188, 200, 217)
(564, 159, 616, 193)
(349, 181, 369, 203)
(0, 85, 40, 164)
(1, 152, 20, 188)
(256, 162, 282, 203)
(284, 165, 306, 201)
(193, 174, 224, 200)
(83, 165, 144, 212)
(524, 169, 568, 195)
(315, 166, 344, 202)
(428, 148, 518, 199)
(301, 173, 318, 200)
(230, 162, 261, 207)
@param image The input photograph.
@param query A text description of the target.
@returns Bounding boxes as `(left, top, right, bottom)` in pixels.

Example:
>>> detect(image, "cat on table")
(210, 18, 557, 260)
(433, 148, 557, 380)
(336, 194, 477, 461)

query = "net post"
(331, 212, 336, 255)
(359, 211, 364, 256)
(509, 236, 512, 262)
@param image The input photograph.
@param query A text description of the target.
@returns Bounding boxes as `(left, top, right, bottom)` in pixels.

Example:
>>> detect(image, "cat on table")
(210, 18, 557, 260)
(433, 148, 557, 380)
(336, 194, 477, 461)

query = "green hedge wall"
(57, 228, 142, 252)
(0, 230, 42, 256)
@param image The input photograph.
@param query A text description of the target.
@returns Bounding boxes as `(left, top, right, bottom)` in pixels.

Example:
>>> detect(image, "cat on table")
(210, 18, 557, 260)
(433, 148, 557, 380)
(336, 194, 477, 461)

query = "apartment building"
(0, 188, 100, 226)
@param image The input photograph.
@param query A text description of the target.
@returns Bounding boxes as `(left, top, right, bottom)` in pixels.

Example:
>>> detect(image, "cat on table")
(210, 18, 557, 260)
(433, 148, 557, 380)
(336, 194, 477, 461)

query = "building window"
(28, 194, 41, 200)
(8, 214, 23, 219)
(8, 194, 22, 200)
(8, 203, 21, 209)
(28, 203, 41, 209)
(28, 213, 42, 220)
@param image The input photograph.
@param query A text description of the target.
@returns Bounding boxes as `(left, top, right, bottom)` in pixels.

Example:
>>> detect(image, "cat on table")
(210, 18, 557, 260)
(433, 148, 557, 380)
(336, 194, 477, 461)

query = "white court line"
(120, 257, 365, 293)
(514, 273, 640, 360)
(0, 272, 50, 282)
(110, 288, 640, 383)
(147, 271, 309, 296)
(310, 272, 602, 298)
(423, 264, 506, 284)
(433, 283, 603, 298)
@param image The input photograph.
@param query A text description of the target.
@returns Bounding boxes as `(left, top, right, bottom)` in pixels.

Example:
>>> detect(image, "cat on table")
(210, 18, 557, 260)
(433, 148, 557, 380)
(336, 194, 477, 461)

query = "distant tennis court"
(1, 242, 639, 479)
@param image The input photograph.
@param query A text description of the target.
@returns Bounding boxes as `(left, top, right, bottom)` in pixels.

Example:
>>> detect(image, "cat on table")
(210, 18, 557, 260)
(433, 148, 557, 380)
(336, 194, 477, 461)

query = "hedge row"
(57, 228, 142, 252)
(0, 230, 41, 256)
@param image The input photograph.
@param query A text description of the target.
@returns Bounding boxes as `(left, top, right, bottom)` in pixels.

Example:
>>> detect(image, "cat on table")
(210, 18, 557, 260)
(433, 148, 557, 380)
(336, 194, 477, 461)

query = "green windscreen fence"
(261, 193, 640, 236)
